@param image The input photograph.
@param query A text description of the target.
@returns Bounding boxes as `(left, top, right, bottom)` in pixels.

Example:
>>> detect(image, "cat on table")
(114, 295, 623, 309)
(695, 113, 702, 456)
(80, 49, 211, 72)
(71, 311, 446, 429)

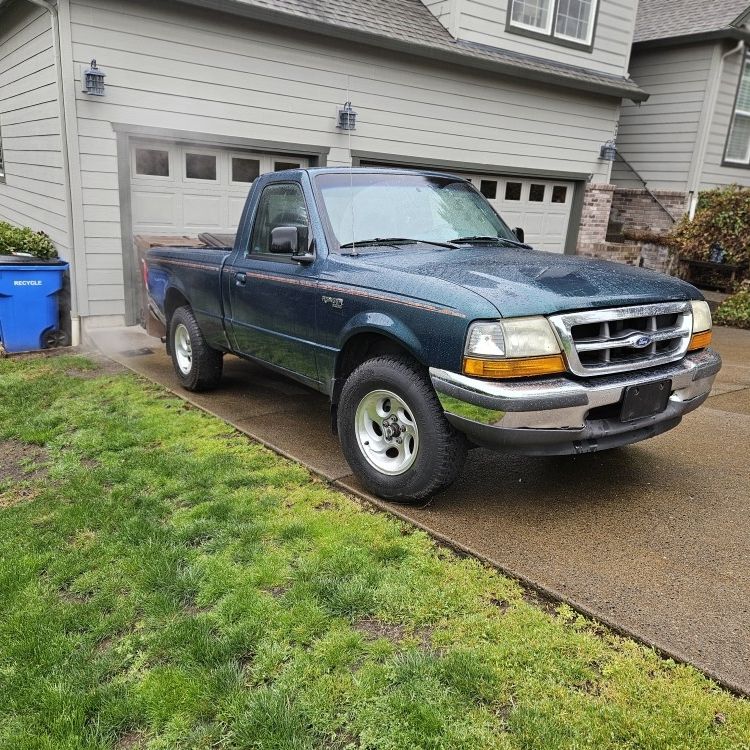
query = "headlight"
(463, 317, 565, 378)
(688, 300, 713, 351)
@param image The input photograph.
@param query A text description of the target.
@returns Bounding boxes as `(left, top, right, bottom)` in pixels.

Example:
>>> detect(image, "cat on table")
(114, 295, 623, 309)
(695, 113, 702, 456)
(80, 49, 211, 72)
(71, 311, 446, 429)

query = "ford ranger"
(144, 168, 721, 502)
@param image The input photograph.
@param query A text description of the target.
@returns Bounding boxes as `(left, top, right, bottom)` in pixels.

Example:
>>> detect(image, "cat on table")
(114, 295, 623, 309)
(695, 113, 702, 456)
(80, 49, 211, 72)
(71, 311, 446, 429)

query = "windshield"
(315, 172, 517, 251)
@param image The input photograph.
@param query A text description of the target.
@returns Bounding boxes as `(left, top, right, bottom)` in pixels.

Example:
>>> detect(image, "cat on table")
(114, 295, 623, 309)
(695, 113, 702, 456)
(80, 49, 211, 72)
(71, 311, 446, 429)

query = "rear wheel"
(338, 355, 467, 503)
(169, 306, 223, 391)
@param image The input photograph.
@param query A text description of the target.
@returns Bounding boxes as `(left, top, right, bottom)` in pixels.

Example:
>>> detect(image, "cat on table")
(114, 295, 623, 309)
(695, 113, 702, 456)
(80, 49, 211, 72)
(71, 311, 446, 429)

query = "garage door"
(467, 175, 574, 254)
(130, 142, 309, 234)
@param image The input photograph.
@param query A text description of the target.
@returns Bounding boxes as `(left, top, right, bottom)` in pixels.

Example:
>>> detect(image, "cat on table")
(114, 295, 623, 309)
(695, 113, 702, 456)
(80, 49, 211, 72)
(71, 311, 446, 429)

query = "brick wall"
(576, 184, 686, 270)
(577, 183, 616, 246)
(609, 188, 688, 236)
(577, 242, 641, 266)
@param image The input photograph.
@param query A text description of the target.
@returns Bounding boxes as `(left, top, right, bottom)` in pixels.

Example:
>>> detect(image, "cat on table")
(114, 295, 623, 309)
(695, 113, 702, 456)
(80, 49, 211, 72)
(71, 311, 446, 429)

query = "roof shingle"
(634, 0, 750, 44)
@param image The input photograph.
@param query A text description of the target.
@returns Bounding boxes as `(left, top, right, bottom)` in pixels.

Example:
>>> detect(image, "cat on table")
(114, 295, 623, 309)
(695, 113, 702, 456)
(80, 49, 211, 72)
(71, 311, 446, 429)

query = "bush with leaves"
(667, 185, 750, 266)
(0, 221, 57, 259)
(715, 288, 750, 329)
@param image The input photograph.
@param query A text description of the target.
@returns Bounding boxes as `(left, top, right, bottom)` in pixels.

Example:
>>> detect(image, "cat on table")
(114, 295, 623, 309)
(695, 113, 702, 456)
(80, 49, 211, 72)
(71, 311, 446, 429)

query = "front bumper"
(430, 348, 721, 455)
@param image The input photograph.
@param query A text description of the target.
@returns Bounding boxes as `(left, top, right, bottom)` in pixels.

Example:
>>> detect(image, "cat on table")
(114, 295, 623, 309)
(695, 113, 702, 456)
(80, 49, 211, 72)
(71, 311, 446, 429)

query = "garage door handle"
(234, 272, 247, 287)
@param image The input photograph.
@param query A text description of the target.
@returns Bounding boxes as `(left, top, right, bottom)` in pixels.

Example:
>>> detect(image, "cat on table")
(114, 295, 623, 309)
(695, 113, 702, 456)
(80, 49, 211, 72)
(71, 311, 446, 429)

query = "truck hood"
(355, 246, 701, 317)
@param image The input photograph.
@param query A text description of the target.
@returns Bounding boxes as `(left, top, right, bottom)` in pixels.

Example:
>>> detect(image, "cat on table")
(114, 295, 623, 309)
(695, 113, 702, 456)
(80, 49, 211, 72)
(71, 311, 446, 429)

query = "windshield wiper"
(449, 235, 531, 248)
(339, 237, 457, 250)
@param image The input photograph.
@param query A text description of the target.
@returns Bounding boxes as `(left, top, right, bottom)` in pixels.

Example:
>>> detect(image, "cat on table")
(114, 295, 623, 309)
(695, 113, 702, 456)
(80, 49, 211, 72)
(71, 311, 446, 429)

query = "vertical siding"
(0, 1, 70, 256)
(611, 42, 716, 192)
(456, 0, 637, 77)
(69, 0, 620, 317)
(700, 45, 750, 189)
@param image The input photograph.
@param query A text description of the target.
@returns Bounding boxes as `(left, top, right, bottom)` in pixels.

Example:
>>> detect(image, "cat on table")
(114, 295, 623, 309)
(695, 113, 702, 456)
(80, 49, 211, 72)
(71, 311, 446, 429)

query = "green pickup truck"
(145, 168, 721, 502)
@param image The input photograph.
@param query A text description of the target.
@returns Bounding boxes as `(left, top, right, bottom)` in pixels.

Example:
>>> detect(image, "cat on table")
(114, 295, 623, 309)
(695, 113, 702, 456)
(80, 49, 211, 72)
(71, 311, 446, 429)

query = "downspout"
(688, 39, 746, 220)
(26, 0, 81, 346)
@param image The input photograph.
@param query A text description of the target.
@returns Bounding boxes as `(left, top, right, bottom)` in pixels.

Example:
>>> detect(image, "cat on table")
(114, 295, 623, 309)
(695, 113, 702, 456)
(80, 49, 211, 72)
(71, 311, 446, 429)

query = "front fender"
(338, 311, 426, 364)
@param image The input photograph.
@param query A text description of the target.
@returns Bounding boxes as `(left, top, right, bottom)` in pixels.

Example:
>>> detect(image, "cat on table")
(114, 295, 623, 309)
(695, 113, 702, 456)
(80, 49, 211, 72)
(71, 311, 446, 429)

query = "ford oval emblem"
(634, 335, 653, 348)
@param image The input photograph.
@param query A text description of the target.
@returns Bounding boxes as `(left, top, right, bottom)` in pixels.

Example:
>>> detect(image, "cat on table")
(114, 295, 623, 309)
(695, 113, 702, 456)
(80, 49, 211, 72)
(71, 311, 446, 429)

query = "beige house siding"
(611, 41, 717, 192)
(0, 1, 71, 257)
(700, 45, 750, 189)
(68, 0, 620, 322)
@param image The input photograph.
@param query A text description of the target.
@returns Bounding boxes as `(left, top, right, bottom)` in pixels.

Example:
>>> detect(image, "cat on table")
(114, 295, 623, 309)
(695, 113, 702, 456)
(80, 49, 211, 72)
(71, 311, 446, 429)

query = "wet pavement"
(88, 325, 750, 694)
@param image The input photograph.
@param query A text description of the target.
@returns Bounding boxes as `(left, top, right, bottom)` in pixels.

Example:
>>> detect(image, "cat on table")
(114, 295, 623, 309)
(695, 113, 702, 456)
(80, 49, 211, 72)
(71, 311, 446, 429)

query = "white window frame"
(183, 148, 221, 184)
(131, 142, 175, 183)
(508, 0, 598, 48)
(509, 0, 554, 35)
(724, 56, 750, 166)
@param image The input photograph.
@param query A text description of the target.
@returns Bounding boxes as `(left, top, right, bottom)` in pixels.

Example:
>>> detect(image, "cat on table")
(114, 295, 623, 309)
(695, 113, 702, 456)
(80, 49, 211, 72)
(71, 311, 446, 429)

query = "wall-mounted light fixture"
(82, 59, 106, 96)
(599, 140, 617, 161)
(337, 101, 357, 131)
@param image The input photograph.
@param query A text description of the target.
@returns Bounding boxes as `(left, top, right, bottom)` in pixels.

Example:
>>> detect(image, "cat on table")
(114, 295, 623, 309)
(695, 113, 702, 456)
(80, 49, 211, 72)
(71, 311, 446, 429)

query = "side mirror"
(270, 226, 298, 254)
(513, 227, 525, 243)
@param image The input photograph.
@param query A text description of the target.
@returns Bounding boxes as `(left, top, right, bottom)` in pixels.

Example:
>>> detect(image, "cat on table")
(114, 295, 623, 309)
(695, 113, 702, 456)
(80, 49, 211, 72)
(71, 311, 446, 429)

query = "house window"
(507, 0, 598, 47)
(725, 57, 750, 166)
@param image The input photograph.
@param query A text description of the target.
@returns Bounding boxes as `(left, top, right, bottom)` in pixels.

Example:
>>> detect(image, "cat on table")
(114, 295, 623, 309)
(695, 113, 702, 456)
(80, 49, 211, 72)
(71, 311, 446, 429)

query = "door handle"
(234, 272, 247, 287)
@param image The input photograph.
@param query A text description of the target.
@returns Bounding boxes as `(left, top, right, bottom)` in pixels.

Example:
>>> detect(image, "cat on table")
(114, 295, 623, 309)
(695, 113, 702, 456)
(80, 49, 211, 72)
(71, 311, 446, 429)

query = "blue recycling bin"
(0, 256, 69, 353)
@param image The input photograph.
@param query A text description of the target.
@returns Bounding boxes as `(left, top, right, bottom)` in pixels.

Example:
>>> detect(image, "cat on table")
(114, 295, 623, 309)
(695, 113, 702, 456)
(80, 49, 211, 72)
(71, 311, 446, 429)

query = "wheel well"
(164, 288, 190, 327)
(331, 333, 417, 410)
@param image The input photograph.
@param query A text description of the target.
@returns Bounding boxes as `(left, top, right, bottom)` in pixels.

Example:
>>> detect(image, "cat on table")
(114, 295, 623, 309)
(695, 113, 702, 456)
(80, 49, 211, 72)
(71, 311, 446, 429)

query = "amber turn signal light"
(463, 354, 566, 379)
(688, 330, 712, 351)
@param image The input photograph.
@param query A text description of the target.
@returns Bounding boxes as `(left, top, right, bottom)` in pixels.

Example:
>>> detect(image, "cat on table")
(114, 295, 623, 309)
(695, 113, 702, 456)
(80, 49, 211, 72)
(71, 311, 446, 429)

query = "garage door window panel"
(232, 157, 261, 184)
(552, 185, 568, 203)
(274, 160, 302, 172)
(135, 148, 171, 179)
(505, 182, 522, 200)
(529, 184, 546, 202)
(185, 152, 217, 181)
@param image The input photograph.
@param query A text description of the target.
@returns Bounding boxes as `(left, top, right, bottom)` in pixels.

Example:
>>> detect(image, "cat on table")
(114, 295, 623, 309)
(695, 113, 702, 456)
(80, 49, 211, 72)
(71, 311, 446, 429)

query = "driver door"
(226, 181, 320, 384)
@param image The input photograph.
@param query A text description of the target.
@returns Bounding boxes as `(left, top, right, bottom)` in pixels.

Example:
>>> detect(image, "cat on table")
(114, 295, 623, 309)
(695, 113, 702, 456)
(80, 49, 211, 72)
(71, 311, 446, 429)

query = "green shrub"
(0, 221, 57, 259)
(667, 185, 750, 266)
(714, 289, 750, 329)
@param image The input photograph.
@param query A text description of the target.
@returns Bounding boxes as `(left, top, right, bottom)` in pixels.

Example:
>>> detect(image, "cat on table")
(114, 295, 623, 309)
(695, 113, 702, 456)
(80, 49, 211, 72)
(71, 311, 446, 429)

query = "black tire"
(169, 306, 223, 391)
(337, 355, 467, 503)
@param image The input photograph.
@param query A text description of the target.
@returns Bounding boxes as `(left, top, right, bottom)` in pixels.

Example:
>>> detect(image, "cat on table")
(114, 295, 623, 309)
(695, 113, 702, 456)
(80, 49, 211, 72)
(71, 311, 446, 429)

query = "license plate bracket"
(620, 379, 672, 422)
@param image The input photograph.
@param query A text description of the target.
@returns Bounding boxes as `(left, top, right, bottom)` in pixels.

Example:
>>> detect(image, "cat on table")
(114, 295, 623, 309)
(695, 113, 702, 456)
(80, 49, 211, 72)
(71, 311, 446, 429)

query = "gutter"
(176, 0, 648, 103)
(5, 0, 81, 344)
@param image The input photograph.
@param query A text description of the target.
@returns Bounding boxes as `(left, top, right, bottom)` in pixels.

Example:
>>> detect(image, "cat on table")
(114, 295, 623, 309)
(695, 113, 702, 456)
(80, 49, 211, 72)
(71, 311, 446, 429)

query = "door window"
(135, 148, 170, 177)
(185, 152, 217, 181)
(249, 183, 309, 256)
(232, 157, 261, 183)
(505, 182, 522, 200)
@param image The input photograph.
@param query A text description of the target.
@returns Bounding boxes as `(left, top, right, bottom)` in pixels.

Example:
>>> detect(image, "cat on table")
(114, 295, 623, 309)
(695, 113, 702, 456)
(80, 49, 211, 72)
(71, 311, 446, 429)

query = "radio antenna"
(347, 75, 357, 255)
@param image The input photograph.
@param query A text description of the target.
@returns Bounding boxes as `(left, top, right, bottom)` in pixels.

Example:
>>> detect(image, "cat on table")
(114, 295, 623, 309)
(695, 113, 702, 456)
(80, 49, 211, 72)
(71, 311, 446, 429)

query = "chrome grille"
(549, 302, 693, 376)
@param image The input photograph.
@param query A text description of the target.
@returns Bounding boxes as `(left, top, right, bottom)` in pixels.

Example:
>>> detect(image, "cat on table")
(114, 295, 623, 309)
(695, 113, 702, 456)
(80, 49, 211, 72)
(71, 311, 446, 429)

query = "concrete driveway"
(89, 325, 750, 694)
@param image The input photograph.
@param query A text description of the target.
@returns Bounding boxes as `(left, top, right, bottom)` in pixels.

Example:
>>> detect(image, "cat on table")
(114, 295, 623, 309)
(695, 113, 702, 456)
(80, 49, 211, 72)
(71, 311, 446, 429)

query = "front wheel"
(337, 356, 467, 503)
(169, 306, 223, 391)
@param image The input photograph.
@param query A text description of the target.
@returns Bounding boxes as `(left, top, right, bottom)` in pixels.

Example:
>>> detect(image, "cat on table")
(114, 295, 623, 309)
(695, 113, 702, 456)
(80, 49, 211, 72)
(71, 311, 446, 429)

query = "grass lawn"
(1, 353, 749, 750)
